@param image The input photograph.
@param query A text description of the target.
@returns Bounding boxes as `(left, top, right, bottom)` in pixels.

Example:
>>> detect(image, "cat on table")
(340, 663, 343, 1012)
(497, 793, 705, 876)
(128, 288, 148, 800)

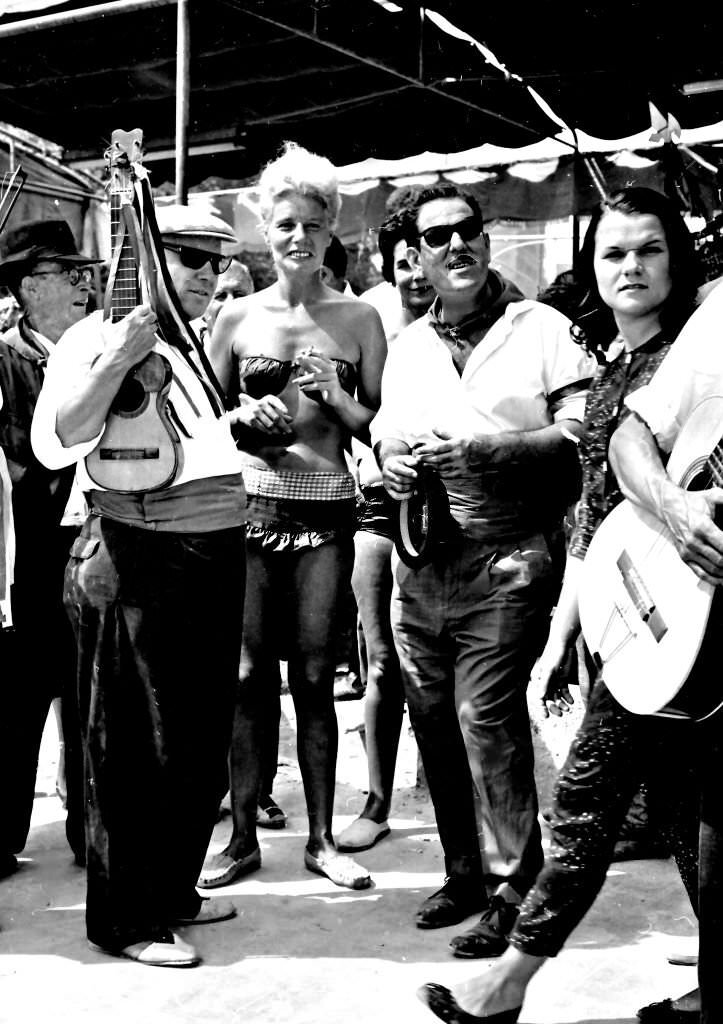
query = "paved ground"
(0, 693, 698, 1024)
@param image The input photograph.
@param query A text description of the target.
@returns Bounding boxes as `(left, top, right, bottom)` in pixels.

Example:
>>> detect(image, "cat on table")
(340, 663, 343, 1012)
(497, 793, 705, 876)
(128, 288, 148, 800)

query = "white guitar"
(578, 394, 723, 722)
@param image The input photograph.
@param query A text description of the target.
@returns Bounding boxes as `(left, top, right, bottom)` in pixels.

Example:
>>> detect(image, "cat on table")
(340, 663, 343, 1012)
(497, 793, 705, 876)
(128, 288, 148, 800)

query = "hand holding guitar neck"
(104, 304, 158, 372)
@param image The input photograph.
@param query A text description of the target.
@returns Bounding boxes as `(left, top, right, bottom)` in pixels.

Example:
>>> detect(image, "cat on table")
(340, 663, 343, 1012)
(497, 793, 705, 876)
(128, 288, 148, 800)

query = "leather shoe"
(450, 895, 519, 958)
(0, 852, 19, 880)
(637, 997, 700, 1022)
(416, 876, 486, 930)
(171, 898, 237, 925)
(417, 983, 521, 1023)
(197, 846, 261, 889)
(89, 931, 200, 968)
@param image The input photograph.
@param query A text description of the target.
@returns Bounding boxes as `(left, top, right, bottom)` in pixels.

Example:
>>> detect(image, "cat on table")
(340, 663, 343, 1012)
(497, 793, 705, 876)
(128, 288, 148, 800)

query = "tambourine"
(394, 465, 452, 569)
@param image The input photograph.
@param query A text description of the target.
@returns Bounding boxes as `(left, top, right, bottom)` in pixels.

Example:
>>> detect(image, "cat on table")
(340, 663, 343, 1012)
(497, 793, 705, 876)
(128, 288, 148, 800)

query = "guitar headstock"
(106, 129, 144, 196)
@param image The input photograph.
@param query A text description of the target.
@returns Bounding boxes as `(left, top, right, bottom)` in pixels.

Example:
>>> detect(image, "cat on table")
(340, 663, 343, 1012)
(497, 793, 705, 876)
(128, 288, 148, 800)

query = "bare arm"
(530, 554, 584, 717)
(610, 411, 723, 585)
(294, 305, 387, 439)
(207, 300, 242, 397)
(56, 305, 158, 447)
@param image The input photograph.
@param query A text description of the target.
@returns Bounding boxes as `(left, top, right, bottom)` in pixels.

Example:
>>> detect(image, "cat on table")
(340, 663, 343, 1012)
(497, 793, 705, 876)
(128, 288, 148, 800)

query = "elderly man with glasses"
(0, 218, 101, 882)
(372, 182, 595, 958)
(30, 204, 249, 967)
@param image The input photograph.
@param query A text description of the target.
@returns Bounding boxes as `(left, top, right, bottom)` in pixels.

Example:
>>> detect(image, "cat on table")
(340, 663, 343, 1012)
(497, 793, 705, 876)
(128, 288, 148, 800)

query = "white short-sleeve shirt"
(625, 285, 723, 454)
(371, 298, 594, 450)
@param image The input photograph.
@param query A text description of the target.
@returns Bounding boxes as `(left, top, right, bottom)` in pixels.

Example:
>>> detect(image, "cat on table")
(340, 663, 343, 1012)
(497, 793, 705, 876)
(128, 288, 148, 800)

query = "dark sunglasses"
(418, 215, 484, 250)
(163, 244, 232, 275)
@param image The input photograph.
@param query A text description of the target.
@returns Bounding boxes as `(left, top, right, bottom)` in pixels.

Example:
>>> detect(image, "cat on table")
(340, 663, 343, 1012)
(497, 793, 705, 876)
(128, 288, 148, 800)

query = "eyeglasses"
(30, 266, 93, 286)
(163, 244, 231, 275)
(418, 215, 484, 250)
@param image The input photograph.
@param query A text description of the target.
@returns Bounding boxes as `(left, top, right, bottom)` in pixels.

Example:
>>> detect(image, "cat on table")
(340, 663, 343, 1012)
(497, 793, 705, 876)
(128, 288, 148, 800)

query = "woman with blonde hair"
(200, 142, 386, 890)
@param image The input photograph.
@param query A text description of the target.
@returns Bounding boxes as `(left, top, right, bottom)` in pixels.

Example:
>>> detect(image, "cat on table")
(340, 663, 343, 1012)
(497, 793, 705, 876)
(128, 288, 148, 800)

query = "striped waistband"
(240, 463, 356, 501)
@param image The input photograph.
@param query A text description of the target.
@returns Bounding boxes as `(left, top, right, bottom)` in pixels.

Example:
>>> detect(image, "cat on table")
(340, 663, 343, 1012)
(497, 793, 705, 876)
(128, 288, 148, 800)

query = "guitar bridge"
(616, 550, 668, 642)
(99, 447, 160, 460)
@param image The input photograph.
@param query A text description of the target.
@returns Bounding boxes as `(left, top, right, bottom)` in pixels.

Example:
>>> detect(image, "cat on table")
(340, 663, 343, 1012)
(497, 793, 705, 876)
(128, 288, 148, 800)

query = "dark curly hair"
(378, 182, 483, 285)
(378, 188, 425, 285)
(572, 186, 700, 359)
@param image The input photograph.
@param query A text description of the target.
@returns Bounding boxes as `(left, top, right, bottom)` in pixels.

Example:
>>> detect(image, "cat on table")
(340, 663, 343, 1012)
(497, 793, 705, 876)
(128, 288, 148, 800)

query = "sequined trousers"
(511, 673, 723, 1022)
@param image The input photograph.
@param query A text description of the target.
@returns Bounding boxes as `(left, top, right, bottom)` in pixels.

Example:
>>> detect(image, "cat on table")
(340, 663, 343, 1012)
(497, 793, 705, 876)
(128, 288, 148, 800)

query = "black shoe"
(637, 998, 700, 1023)
(450, 895, 519, 958)
(417, 983, 521, 1023)
(0, 852, 18, 881)
(416, 877, 486, 930)
(612, 837, 670, 861)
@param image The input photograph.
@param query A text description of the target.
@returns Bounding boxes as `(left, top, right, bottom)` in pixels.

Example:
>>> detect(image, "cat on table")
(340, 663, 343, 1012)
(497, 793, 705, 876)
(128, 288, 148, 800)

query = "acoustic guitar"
(578, 394, 723, 721)
(85, 129, 182, 493)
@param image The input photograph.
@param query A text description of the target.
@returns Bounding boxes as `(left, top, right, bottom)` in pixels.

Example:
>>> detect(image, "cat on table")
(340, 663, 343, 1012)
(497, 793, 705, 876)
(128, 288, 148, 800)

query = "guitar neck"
(107, 129, 144, 324)
(109, 192, 140, 323)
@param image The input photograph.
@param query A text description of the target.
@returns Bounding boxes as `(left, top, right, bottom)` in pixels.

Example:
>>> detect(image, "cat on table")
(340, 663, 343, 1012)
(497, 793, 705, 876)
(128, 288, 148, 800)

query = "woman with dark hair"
(418, 187, 702, 1023)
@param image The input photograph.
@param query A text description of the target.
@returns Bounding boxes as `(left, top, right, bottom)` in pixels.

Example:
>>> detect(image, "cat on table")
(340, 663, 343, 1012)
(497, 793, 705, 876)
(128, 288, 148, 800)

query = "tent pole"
(175, 0, 190, 204)
(0, 0, 174, 39)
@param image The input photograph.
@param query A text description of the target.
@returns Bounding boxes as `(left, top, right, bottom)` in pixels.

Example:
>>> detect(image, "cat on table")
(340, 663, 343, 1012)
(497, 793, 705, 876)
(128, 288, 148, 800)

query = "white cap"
(156, 204, 240, 256)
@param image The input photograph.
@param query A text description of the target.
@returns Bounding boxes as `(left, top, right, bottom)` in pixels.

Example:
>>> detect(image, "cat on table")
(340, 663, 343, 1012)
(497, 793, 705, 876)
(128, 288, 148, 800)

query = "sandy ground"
(0, 693, 698, 1024)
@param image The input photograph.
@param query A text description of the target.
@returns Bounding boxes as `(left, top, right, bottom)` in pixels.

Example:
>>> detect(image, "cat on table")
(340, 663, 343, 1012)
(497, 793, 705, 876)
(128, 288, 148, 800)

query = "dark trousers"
(391, 532, 557, 899)
(0, 526, 84, 862)
(511, 676, 723, 1017)
(64, 515, 245, 950)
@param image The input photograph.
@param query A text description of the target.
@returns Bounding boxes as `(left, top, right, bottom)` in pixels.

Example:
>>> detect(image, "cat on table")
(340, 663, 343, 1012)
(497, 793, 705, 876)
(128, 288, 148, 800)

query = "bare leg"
(200, 546, 275, 882)
(351, 531, 404, 824)
(52, 697, 67, 808)
(288, 540, 370, 888)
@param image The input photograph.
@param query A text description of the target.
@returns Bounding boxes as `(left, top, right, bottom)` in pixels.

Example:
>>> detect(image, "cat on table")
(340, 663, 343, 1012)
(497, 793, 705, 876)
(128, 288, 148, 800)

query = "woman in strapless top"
(203, 141, 386, 892)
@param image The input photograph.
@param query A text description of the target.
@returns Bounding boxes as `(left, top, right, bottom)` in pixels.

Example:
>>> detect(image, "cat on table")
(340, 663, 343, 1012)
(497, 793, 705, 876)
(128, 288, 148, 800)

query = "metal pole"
(0, 0, 174, 39)
(175, 0, 190, 204)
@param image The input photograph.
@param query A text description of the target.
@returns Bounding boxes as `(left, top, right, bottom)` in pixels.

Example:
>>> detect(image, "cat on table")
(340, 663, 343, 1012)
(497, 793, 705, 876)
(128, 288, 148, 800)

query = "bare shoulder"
(212, 293, 265, 349)
(328, 293, 384, 334)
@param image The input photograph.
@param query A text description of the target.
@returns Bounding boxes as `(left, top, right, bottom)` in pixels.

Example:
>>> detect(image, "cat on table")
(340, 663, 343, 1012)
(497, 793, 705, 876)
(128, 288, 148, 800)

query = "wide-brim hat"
(156, 203, 240, 256)
(0, 219, 102, 281)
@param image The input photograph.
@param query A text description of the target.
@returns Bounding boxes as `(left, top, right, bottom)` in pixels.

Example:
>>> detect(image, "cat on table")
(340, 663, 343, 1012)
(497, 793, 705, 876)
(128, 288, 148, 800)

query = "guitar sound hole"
(687, 470, 710, 493)
(111, 377, 148, 417)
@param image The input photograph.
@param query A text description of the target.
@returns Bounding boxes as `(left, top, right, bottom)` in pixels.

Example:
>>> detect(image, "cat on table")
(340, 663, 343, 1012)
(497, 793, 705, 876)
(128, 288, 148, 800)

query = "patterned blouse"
(568, 331, 673, 560)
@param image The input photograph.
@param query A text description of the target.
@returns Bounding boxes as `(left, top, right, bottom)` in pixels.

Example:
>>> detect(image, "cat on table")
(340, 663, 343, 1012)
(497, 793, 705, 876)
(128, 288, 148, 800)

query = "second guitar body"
(578, 394, 723, 722)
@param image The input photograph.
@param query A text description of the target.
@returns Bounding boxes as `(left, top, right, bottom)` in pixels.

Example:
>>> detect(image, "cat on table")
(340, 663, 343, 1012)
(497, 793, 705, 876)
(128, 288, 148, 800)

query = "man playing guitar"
(31, 201, 248, 968)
